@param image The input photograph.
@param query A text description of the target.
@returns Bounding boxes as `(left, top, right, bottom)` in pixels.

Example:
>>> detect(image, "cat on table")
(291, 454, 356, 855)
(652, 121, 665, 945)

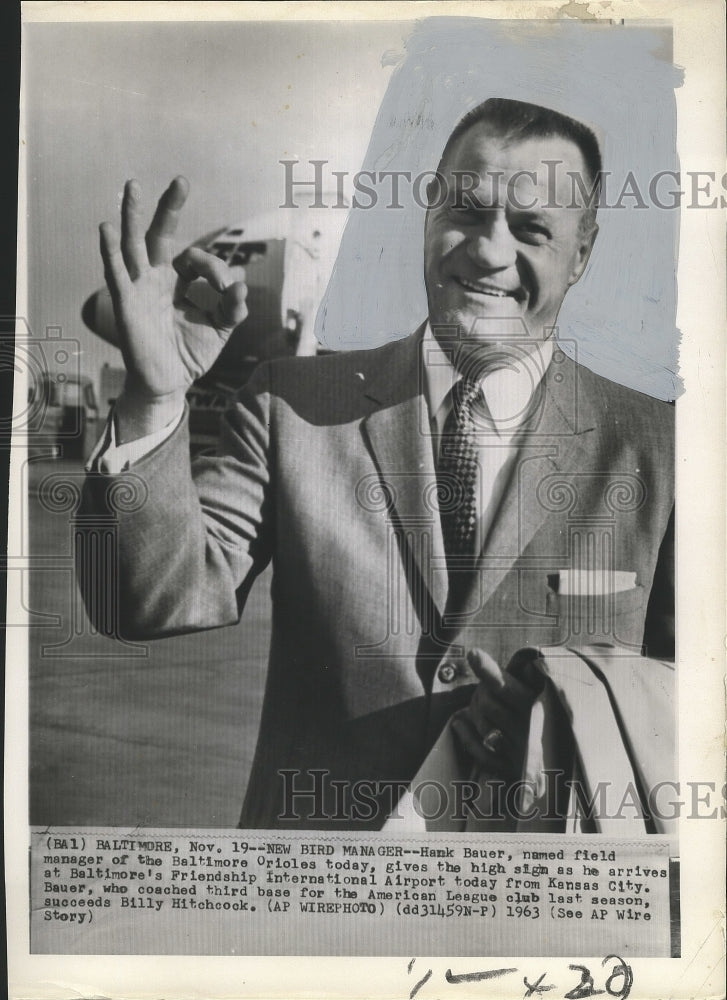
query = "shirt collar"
(422, 321, 553, 435)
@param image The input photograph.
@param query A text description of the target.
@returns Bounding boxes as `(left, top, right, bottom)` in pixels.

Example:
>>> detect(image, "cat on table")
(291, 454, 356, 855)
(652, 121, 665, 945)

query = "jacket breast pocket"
(546, 585, 646, 649)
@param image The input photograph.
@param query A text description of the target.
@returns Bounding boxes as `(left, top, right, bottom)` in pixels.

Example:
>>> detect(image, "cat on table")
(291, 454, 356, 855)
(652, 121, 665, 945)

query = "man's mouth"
(454, 276, 523, 300)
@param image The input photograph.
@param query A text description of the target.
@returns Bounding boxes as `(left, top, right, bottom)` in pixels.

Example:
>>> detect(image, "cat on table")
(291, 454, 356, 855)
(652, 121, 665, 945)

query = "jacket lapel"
(361, 329, 449, 616)
(446, 353, 597, 623)
(359, 338, 599, 637)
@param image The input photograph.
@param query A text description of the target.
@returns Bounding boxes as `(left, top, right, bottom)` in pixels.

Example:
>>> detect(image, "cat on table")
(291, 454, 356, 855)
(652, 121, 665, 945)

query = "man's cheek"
(442, 228, 467, 252)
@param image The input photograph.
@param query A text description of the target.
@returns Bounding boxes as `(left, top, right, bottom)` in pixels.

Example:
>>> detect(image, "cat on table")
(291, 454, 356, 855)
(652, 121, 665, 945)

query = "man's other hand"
(99, 177, 248, 442)
(450, 647, 540, 781)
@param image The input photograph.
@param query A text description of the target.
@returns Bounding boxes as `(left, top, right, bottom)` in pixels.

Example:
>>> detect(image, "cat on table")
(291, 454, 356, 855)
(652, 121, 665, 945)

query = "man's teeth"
(457, 277, 513, 296)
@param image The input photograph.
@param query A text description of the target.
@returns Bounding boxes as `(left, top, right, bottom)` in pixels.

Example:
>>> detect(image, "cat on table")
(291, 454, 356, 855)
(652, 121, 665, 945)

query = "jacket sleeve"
(76, 365, 274, 640)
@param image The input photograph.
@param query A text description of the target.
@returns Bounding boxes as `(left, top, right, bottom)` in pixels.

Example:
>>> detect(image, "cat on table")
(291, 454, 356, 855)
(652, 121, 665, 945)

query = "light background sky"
(22, 19, 408, 399)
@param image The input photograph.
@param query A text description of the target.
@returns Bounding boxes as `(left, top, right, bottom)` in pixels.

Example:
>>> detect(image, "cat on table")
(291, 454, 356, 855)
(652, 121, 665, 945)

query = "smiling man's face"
(424, 123, 598, 360)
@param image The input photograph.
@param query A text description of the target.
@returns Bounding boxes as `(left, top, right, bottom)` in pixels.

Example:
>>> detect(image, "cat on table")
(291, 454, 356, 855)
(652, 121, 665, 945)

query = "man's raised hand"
(99, 177, 248, 442)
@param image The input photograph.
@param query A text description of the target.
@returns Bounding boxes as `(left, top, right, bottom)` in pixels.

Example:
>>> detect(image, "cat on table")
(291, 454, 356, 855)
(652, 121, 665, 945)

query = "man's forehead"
(443, 125, 590, 202)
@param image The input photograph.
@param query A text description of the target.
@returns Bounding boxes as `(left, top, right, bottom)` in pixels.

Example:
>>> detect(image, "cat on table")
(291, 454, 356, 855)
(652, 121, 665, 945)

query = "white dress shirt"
(88, 402, 186, 475)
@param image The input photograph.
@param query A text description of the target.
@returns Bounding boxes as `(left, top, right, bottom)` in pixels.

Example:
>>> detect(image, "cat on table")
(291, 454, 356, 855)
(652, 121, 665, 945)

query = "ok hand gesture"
(99, 177, 248, 440)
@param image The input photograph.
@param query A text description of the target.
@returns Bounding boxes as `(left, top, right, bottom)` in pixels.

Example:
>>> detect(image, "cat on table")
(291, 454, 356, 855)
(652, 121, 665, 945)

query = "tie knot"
(454, 374, 482, 402)
(450, 376, 484, 424)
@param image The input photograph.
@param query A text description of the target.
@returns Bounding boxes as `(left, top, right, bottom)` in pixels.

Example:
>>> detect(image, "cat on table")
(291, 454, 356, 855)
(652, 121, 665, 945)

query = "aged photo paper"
(7, 1, 725, 998)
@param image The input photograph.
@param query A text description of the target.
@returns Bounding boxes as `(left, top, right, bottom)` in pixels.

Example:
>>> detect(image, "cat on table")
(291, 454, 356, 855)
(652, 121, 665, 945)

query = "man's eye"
(447, 204, 478, 220)
(515, 222, 550, 242)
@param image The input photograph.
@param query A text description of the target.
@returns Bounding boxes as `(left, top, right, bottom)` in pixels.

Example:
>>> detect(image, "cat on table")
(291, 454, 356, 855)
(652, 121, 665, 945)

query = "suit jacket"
(80, 328, 675, 829)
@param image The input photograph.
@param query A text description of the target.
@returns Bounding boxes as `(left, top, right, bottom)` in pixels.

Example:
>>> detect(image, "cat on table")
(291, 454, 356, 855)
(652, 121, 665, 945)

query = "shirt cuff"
(86, 405, 185, 474)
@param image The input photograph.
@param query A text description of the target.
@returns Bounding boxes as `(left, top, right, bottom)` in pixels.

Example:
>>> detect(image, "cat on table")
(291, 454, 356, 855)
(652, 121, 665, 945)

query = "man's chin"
(430, 309, 535, 345)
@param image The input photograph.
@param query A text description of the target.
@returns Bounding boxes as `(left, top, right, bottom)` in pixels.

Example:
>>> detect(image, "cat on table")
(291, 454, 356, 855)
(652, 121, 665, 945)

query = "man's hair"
(435, 98, 603, 232)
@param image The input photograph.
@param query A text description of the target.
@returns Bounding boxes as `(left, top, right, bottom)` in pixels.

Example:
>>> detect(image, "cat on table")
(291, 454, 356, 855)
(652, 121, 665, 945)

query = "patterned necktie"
(437, 376, 484, 563)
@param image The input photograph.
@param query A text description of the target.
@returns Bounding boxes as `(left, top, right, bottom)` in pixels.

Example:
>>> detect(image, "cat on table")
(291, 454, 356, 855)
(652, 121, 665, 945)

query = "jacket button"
(437, 661, 457, 684)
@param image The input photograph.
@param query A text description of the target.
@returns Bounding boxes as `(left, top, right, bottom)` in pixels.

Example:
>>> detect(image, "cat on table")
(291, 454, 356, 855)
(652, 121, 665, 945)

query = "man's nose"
(466, 213, 517, 270)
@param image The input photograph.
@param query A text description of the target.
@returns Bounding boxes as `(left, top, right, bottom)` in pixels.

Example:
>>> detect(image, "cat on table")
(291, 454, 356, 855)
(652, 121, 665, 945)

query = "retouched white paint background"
(319, 17, 682, 400)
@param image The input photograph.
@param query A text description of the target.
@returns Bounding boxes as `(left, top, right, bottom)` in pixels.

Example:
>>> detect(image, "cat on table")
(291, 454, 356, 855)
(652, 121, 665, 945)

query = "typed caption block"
(31, 828, 677, 956)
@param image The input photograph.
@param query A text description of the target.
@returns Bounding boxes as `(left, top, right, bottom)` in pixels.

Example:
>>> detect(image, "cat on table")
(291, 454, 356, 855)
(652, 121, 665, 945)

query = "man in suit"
(82, 99, 674, 829)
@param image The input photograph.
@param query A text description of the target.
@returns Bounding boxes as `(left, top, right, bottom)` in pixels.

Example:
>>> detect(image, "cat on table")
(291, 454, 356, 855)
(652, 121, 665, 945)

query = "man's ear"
(568, 222, 598, 286)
